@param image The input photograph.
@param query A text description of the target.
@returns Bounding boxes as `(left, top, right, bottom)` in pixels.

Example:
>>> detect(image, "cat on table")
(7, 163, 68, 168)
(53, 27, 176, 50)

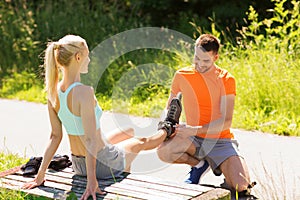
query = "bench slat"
(0, 167, 230, 199)
(104, 185, 167, 200)
(112, 182, 190, 199)
(0, 177, 64, 199)
(120, 178, 200, 197)
(127, 174, 212, 193)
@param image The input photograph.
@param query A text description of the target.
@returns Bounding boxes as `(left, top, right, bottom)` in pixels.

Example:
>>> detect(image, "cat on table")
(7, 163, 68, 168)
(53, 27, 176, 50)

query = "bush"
(227, 0, 300, 136)
(0, 0, 299, 136)
(0, 1, 40, 76)
(0, 71, 46, 103)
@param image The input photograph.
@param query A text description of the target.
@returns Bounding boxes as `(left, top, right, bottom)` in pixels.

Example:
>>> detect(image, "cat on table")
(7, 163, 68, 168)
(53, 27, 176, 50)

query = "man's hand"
(176, 124, 203, 137)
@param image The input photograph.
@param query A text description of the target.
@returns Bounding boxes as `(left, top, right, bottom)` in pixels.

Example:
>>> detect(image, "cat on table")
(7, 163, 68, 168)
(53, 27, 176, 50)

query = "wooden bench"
(0, 166, 230, 199)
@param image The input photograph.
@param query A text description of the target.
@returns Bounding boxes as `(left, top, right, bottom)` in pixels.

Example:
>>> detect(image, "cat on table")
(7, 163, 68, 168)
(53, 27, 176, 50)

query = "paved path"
(1, 99, 300, 199)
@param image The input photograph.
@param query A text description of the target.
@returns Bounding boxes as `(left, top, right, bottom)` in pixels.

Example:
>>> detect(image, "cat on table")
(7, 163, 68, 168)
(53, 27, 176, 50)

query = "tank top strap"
(64, 82, 83, 96)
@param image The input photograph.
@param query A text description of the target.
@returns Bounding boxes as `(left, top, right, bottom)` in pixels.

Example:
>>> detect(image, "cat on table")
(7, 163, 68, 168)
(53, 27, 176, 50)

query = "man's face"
(193, 46, 218, 73)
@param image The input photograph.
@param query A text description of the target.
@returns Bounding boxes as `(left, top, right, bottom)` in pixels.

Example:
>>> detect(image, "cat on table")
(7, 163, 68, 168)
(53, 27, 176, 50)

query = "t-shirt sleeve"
(223, 76, 236, 95)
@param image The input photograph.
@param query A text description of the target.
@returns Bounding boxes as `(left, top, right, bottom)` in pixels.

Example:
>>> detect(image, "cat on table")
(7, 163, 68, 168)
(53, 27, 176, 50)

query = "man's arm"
(177, 94, 235, 136)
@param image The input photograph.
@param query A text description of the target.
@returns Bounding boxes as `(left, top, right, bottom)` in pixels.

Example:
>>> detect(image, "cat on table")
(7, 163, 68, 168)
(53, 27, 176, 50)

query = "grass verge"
(0, 151, 28, 200)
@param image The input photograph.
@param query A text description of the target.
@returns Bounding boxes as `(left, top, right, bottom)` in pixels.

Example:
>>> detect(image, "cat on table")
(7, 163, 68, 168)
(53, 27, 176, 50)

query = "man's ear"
(214, 54, 219, 61)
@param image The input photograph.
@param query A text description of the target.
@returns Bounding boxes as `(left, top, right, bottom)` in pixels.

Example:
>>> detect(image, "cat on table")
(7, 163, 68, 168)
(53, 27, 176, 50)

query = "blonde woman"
(22, 35, 173, 200)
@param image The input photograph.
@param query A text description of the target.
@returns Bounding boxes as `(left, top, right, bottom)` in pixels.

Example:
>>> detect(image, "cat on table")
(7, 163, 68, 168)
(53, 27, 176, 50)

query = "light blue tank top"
(58, 82, 102, 135)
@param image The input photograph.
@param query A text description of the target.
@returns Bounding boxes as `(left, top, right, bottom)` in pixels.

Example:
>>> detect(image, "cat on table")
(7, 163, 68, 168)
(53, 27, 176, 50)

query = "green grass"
(1, 42, 298, 136)
(0, 0, 299, 137)
(0, 151, 29, 200)
(0, 151, 26, 171)
(227, 0, 300, 136)
(0, 43, 299, 136)
(0, 71, 47, 104)
(0, 0, 299, 199)
(219, 46, 300, 136)
(0, 151, 51, 199)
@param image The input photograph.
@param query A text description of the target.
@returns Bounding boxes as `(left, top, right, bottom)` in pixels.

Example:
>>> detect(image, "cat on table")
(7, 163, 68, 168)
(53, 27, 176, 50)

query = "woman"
(22, 35, 168, 200)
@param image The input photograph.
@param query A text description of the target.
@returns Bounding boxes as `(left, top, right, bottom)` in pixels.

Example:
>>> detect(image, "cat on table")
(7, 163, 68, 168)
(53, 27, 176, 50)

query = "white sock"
(194, 160, 205, 169)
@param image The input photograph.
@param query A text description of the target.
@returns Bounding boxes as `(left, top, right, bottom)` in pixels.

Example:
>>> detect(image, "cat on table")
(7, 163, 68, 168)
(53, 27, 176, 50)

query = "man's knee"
(156, 142, 171, 162)
(156, 140, 184, 163)
(157, 136, 196, 162)
(221, 156, 250, 191)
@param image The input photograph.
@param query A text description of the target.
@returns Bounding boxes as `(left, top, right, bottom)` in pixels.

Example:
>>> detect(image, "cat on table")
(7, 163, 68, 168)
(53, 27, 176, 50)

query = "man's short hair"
(195, 34, 220, 54)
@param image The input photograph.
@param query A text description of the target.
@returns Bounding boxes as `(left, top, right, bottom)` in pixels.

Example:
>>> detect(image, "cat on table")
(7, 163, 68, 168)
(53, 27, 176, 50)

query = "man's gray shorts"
(191, 136, 241, 176)
(71, 144, 125, 179)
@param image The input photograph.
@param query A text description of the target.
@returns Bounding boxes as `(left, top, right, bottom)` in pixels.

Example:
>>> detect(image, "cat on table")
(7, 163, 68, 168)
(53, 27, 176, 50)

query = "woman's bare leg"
(105, 127, 134, 144)
(115, 129, 167, 171)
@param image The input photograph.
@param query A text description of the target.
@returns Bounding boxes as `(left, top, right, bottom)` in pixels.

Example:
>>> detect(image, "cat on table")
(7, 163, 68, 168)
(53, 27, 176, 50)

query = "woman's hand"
(80, 178, 106, 200)
(22, 175, 45, 189)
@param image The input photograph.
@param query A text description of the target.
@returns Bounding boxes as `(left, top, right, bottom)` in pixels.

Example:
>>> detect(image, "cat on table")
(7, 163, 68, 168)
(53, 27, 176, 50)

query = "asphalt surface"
(1, 99, 300, 199)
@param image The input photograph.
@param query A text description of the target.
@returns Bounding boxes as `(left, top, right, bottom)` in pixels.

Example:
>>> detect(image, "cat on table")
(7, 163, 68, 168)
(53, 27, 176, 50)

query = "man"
(157, 34, 253, 194)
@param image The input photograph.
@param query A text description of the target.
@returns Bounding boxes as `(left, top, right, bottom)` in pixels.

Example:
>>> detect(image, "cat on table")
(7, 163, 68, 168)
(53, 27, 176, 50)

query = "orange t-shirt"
(171, 65, 236, 139)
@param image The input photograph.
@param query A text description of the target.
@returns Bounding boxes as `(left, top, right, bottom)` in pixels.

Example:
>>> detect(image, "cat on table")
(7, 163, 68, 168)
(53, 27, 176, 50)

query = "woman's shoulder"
(75, 84, 95, 97)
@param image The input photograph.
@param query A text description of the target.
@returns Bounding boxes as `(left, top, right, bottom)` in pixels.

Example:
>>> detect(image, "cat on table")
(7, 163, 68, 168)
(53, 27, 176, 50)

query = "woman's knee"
(120, 127, 135, 139)
(106, 127, 135, 144)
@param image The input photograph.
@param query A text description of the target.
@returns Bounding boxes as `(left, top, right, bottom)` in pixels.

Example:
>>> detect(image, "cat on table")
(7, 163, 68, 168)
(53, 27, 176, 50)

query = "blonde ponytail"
(44, 35, 87, 106)
(45, 42, 59, 107)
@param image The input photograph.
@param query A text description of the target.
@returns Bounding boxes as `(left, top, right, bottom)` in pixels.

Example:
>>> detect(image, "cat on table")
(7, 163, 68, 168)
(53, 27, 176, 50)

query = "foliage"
(128, 0, 274, 38)
(0, 0, 150, 85)
(0, 0, 275, 79)
(0, 0, 299, 136)
(0, 152, 26, 171)
(237, 0, 300, 54)
(0, 71, 46, 103)
(0, 151, 38, 200)
(95, 49, 178, 96)
(0, 0, 40, 77)
(225, 0, 300, 136)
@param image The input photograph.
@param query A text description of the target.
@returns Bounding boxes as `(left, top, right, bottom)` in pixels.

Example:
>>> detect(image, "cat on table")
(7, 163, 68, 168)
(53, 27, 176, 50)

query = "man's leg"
(157, 134, 199, 166)
(220, 155, 250, 192)
(157, 135, 210, 184)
